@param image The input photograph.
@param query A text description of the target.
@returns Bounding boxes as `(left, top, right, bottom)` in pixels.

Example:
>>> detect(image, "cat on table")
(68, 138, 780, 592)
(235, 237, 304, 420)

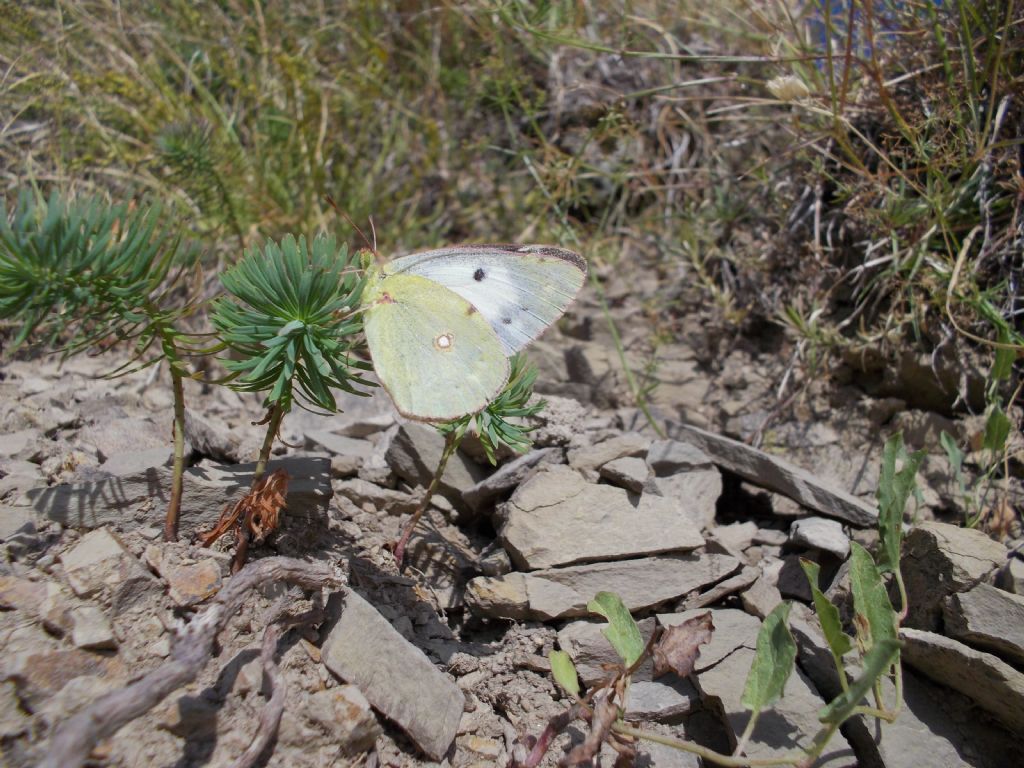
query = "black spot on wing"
(473, 267, 486, 281)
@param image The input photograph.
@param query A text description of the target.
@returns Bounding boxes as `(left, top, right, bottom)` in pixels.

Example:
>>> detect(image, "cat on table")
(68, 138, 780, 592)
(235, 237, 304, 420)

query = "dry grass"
(2, 0, 1022, 416)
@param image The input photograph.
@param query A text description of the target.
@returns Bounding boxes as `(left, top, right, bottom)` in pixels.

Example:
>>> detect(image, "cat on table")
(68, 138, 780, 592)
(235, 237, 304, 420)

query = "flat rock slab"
(60, 528, 157, 609)
(900, 628, 1024, 733)
(25, 455, 331, 534)
(677, 608, 854, 766)
(624, 679, 697, 722)
(902, 521, 1007, 630)
(943, 583, 1024, 666)
(667, 423, 877, 527)
(462, 447, 561, 511)
(466, 553, 740, 621)
(640, 470, 722, 531)
(321, 590, 463, 760)
(500, 465, 704, 570)
(789, 517, 850, 559)
(566, 433, 649, 481)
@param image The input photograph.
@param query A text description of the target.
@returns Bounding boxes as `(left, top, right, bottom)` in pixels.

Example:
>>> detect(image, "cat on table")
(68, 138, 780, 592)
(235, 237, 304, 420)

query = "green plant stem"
(611, 723, 796, 767)
(164, 364, 187, 542)
(894, 569, 909, 622)
(733, 709, 761, 759)
(394, 429, 461, 568)
(232, 402, 285, 573)
(253, 402, 285, 483)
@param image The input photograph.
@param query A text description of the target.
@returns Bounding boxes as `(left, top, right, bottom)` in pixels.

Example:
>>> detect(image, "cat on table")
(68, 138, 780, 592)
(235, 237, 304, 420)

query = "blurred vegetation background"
(1, 0, 1021, 416)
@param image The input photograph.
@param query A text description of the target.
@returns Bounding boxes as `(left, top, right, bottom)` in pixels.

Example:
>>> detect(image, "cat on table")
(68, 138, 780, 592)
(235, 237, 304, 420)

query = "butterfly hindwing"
(387, 245, 586, 355)
(362, 272, 510, 422)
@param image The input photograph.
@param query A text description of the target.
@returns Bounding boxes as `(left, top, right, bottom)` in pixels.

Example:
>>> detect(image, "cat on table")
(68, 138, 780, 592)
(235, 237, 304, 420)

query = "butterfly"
(360, 244, 587, 422)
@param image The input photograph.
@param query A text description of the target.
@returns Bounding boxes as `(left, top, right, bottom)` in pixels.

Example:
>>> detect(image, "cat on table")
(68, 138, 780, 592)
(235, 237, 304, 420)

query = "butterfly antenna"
(325, 195, 378, 258)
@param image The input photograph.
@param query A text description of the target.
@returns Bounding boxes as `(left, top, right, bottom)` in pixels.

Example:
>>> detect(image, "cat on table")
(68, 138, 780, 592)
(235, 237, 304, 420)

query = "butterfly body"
(362, 245, 586, 422)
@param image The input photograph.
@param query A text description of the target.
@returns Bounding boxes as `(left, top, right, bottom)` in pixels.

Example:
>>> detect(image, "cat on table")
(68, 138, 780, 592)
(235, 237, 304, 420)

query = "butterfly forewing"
(387, 245, 586, 356)
(362, 272, 510, 422)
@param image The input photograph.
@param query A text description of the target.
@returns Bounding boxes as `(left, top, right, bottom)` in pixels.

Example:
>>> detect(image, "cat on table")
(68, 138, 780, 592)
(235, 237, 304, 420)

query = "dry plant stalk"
(200, 468, 289, 549)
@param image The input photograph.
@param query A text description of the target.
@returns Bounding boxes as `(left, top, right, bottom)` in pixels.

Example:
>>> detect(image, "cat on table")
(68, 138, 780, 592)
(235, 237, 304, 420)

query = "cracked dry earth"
(2, 289, 1024, 767)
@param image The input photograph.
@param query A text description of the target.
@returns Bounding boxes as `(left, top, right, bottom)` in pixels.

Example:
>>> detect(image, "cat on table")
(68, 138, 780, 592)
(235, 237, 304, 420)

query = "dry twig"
(232, 601, 326, 768)
(41, 557, 343, 768)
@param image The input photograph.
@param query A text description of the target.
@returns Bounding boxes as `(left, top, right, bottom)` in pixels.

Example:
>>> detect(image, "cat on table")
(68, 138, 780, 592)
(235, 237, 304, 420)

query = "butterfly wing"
(362, 271, 510, 422)
(386, 245, 586, 356)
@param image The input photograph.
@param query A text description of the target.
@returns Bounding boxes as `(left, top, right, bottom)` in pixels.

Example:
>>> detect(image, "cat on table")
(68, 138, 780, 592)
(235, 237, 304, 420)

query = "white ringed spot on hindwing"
(434, 332, 454, 351)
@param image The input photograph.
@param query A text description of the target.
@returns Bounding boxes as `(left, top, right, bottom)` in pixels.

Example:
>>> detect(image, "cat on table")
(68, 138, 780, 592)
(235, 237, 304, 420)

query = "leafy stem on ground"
(208, 233, 372, 570)
(521, 433, 922, 765)
(0, 189, 203, 541)
(394, 353, 546, 567)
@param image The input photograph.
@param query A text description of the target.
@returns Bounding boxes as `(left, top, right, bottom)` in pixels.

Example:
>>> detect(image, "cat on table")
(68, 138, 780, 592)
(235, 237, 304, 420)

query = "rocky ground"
(2, 287, 1024, 767)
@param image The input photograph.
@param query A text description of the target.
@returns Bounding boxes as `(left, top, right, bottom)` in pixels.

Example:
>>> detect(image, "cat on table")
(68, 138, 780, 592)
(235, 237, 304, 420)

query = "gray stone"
(901, 627, 1024, 733)
(93, 445, 181, 478)
(145, 546, 223, 607)
(557, 618, 657, 686)
(6, 647, 127, 708)
(752, 528, 788, 546)
(998, 555, 1024, 594)
(321, 590, 463, 760)
(679, 565, 758, 610)
(647, 439, 713, 475)
(59, 528, 157, 608)
(0, 429, 35, 459)
(70, 605, 117, 650)
(529, 393, 589, 448)
(499, 465, 704, 570)
(777, 555, 813, 601)
(305, 430, 375, 462)
(892, 410, 959, 451)
(666, 423, 877, 526)
(335, 478, 419, 515)
(687, 610, 853, 765)
(868, 670, 1021, 768)
(789, 517, 850, 559)
(0, 680, 28, 738)
(943, 583, 1024, 665)
(0, 575, 50, 611)
(599, 456, 650, 493)
(902, 521, 1007, 630)
(28, 455, 331, 534)
(741, 574, 783, 619)
(0, 506, 37, 540)
(640, 469, 722, 531)
(567, 433, 649, 481)
(385, 423, 486, 512)
(79, 417, 169, 462)
(303, 686, 382, 755)
(184, 411, 241, 463)
(624, 679, 697, 722)
(466, 554, 740, 621)
(634, 738, 702, 768)
(462, 447, 561, 511)
(709, 521, 758, 554)
(565, 342, 617, 396)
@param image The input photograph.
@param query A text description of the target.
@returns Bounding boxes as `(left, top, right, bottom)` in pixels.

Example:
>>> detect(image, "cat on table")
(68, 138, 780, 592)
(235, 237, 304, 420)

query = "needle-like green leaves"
(0, 189, 191, 362)
(437, 353, 545, 464)
(211, 234, 373, 410)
